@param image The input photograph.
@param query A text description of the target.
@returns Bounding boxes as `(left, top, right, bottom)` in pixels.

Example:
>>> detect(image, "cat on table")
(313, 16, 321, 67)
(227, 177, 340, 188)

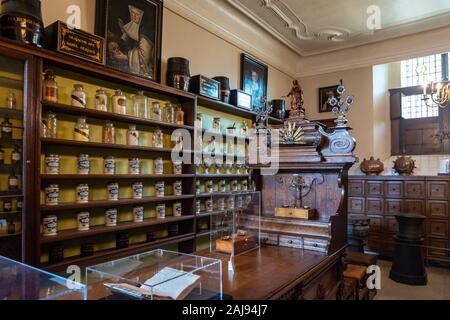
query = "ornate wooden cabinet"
(349, 175, 450, 264)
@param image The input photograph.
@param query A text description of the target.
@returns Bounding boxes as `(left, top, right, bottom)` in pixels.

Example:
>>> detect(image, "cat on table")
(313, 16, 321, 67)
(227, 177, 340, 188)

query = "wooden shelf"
(197, 191, 254, 198)
(0, 232, 21, 239)
(198, 128, 251, 141)
(0, 192, 22, 199)
(197, 95, 283, 124)
(41, 233, 196, 272)
(40, 195, 195, 212)
(0, 108, 23, 120)
(197, 174, 250, 179)
(41, 174, 195, 181)
(41, 137, 180, 154)
(41, 215, 195, 244)
(196, 210, 229, 218)
(42, 101, 195, 131)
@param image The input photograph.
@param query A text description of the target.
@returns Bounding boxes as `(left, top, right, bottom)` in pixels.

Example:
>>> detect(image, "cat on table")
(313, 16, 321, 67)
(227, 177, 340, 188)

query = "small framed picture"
(241, 53, 268, 110)
(319, 85, 339, 113)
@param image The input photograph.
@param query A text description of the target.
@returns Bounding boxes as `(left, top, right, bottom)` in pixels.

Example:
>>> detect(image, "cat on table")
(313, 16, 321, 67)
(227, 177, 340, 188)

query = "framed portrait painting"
(95, 0, 163, 82)
(240, 53, 268, 110)
(318, 85, 339, 113)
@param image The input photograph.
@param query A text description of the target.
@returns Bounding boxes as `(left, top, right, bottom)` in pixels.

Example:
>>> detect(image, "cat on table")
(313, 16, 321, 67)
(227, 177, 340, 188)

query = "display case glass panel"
(0, 256, 86, 300)
(85, 249, 222, 300)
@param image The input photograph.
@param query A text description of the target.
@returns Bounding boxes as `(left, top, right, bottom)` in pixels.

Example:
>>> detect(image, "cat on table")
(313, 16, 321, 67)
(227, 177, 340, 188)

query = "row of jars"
(45, 154, 181, 175)
(44, 180, 184, 205)
(196, 194, 253, 213)
(42, 202, 181, 236)
(0, 118, 16, 141)
(43, 70, 184, 124)
(197, 179, 252, 194)
(196, 113, 249, 137)
(0, 144, 21, 166)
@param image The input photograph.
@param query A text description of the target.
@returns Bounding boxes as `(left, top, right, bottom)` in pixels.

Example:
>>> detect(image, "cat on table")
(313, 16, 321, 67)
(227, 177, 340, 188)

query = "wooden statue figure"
(286, 80, 305, 119)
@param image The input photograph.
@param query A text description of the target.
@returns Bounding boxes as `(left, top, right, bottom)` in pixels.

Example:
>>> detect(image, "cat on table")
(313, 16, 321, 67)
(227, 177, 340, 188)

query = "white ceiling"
(227, 0, 450, 56)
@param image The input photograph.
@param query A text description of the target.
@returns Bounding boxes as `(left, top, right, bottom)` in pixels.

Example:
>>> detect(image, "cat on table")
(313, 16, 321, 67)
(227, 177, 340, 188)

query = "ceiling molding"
(164, 0, 298, 78)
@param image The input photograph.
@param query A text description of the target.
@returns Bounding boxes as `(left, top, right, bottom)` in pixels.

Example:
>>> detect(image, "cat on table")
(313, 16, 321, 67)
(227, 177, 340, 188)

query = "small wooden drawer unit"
(427, 181, 449, 200)
(367, 198, 383, 214)
(367, 181, 384, 197)
(385, 199, 402, 215)
(385, 181, 403, 198)
(349, 180, 365, 196)
(427, 220, 449, 238)
(427, 201, 448, 219)
(404, 199, 425, 215)
(349, 197, 365, 213)
(405, 181, 425, 199)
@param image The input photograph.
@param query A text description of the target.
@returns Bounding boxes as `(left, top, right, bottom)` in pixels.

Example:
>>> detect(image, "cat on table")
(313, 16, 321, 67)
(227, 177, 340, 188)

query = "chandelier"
(422, 81, 450, 109)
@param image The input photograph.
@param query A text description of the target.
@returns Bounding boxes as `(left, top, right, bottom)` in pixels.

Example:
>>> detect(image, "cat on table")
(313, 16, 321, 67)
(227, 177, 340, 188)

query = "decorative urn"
(360, 157, 384, 176)
(393, 155, 416, 176)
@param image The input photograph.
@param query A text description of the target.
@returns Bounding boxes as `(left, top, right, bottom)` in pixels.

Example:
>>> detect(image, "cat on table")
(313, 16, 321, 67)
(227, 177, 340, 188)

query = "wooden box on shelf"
(215, 233, 257, 255)
(189, 75, 220, 100)
(275, 207, 316, 220)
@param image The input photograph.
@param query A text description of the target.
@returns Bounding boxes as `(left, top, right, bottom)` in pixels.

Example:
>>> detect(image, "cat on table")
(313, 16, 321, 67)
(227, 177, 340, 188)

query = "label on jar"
(107, 183, 119, 201)
(104, 157, 115, 175)
(156, 204, 165, 219)
(218, 198, 225, 211)
(72, 93, 86, 108)
(173, 202, 182, 217)
(154, 158, 163, 175)
(77, 212, 90, 231)
(45, 185, 59, 206)
(218, 180, 226, 193)
(173, 161, 182, 175)
(196, 200, 201, 214)
(133, 206, 144, 223)
(231, 180, 238, 192)
(74, 128, 90, 142)
(9, 177, 18, 187)
(43, 216, 57, 236)
(241, 180, 248, 191)
(132, 182, 144, 199)
(77, 155, 90, 175)
(227, 196, 235, 210)
(12, 152, 21, 161)
(17, 201, 22, 210)
(173, 181, 182, 196)
(105, 208, 118, 227)
(76, 184, 89, 203)
(128, 130, 139, 146)
(45, 155, 60, 174)
(206, 198, 213, 212)
(155, 181, 165, 197)
(44, 87, 58, 101)
(129, 158, 140, 175)
(2, 125, 12, 133)
(96, 94, 108, 111)
(206, 180, 214, 193)
(4, 201, 12, 211)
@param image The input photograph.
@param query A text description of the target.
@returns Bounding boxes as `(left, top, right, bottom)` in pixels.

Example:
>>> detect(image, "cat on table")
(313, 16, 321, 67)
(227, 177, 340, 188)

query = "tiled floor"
(375, 259, 450, 300)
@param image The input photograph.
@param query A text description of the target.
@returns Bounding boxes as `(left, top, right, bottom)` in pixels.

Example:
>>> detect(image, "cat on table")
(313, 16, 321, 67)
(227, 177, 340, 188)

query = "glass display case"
(209, 191, 261, 262)
(0, 256, 86, 300)
(85, 249, 222, 300)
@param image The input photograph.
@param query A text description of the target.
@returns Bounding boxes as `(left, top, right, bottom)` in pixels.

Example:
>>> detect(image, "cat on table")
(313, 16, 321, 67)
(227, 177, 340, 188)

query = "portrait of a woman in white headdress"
(98, 0, 162, 80)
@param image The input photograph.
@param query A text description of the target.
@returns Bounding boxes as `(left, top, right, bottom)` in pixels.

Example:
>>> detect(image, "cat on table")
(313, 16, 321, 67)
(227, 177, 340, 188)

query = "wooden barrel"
(166, 57, 190, 91)
(213, 76, 230, 104)
(0, 0, 44, 47)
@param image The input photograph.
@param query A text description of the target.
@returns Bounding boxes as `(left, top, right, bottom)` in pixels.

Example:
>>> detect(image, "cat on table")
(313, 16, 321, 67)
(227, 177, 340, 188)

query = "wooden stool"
(344, 264, 368, 300)
(345, 251, 377, 267)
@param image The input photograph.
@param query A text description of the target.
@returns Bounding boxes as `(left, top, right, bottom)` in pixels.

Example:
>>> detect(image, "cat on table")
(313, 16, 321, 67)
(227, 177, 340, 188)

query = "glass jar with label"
(43, 215, 57, 236)
(231, 179, 238, 192)
(133, 91, 148, 118)
(133, 206, 144, 223)
(112, 89, 127, 114)
(43, 69, 58, 103)
(8, 171, 19, 192)
(217, 198, 225, 211)
(212, 117, 221, 133)
(71, 84, 86, 108)
(154, 157, 163, 175)
(175, 106, 184, 125)
(45, 185, 59, 205)
(218, 179, 227, 193)
(173, 161, 182, 175)
(155, 181, 165, 197)
(95, 89, 108, 111)
(196, 113, 203, 130)
(3, 199, 12, 212)
(227, 196, 235, 210)
(206, 198, 214, 213)
(156, 204, 166, 219)
(1, 118, 13, 141)
(152, 102, 162, 121)
(74, 117, 90, 142)
(77, 154, 90, 175)
(164, 102, 175, 124)
(205, 180, 214, 194)
(76, 184, 89, 203)
(43, 112, 57, 138)
(107, 182, 119, 201)
(173, 202, 182, 217)
(196, 200, 201, 214)
(240, 121, 249, 137)
(241, 179, 248, 192)
(152, 127, 164, 148)
(127, 125, 139, 146)
(129, 158, 140, 175)
(77, 212, 90, 231)
(45, 154, 60, 175)
(105, 208, 117, 227)
(11, 145, 21, 165)
(132, 182, 144, 199)
(173, 181, 182, 196)
(103, 121, 115, 144)
(104, 156, 115, 175)
(6, 91, 16, 109)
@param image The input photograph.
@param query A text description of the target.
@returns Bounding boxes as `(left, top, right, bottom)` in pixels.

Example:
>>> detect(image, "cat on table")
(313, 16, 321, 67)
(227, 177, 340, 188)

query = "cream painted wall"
(40, 0, 294, 100)
(300, 67, 374, 167)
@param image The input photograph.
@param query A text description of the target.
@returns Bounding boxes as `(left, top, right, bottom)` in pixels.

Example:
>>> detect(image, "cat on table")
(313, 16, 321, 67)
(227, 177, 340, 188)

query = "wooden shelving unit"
(41, 174, 195, 181)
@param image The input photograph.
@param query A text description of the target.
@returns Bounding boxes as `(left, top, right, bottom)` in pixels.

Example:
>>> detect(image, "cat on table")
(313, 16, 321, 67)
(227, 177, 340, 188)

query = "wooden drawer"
(367, 198, 383, 214)
(385, 199, 402, 215)
(367, 181, 383, 197)
(405, 181, 425, 199)
(427, 201, 449, 219)
(349, 197, 365, 213)
(427, 220, 449, 238)
(279, 235, 304, 249)
(427, 181, 449, 200)
(404, 199, 425, 214)
(368, 215, 383, 233)
(384, 216, 399, 234)
(385, 181, 403, 198)
(427, 238, 449, 259)
(349, 180, 365, 196)
(260, 233, 278, 246)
